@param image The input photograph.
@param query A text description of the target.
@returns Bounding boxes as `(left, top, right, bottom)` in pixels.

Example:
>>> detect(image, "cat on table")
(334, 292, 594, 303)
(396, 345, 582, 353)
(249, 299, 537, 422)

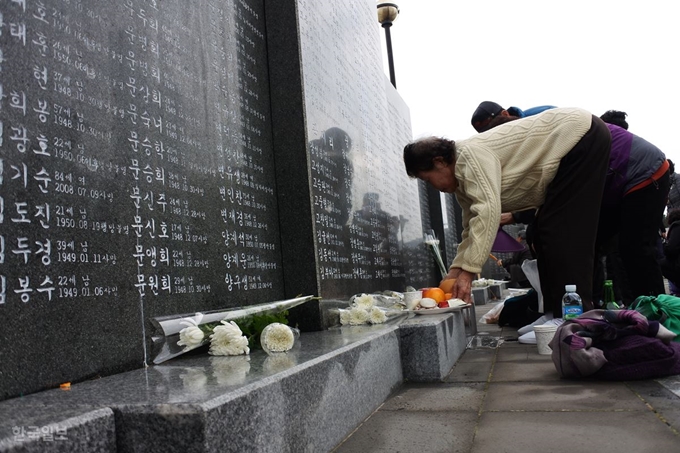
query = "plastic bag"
(521, 259, 544, 313)
(630, 294, 680, 341)
(480, 301, 504, 324)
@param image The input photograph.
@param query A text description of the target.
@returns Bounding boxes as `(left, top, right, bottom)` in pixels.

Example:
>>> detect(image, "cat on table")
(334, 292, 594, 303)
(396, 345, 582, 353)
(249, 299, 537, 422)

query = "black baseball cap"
(471, 101, 504, 131)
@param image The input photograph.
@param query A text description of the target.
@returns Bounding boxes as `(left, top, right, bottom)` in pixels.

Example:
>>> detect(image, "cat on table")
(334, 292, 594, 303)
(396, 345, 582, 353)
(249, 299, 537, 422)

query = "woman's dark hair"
(600, 110, 628, 130)
(668, 208, 680, 225)
(403, 137, 455, 177)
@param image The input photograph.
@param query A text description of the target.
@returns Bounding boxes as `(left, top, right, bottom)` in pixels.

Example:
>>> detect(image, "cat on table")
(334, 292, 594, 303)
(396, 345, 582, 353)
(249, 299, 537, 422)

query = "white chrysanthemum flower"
(209, 320, 250, 356)
(353, 294, 375, 310)
(261, 323, 295, 352)
(339, 309, 351, 326)
(349, 307, 369, 325)
(369, 307, 387, 324)
(177, 315, 206, 351)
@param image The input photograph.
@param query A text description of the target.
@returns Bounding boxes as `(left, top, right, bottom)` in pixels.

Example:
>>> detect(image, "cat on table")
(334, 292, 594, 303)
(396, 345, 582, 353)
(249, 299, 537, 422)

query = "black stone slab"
(0, 0, 284, 400)
(269, 0, 435, 300)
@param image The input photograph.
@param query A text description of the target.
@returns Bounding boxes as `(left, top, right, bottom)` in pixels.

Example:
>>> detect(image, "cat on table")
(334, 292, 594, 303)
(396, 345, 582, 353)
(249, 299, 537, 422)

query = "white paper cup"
(403, 291, 422, 310)
(534, 324, 558, 355)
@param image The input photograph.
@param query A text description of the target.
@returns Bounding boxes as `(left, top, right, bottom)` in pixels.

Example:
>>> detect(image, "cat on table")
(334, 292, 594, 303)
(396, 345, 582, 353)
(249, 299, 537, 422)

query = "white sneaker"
(517, 318, 564, 344)
(542, 318, 564, 327)
(517, 313, 553, 335)
(518, 330, 537, 344)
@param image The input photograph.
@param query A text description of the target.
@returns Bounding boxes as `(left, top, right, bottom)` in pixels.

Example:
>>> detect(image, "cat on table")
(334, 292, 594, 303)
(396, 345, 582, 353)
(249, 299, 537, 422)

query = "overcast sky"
(381, 0, 679, 164)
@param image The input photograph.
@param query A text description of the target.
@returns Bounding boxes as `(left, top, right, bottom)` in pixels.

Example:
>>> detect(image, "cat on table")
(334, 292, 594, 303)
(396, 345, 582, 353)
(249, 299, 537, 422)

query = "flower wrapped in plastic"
(177, 313, 209, 352)
(369, 306, 387, 324)
(150, 296, 314, 364)
(260, 323, 300, 354)
(353, 293, 375, 311)
(337, 305, 402, 326)
(349, 292, 404, 310)
(424, 229, 447, 279)
(209, 320, 250, 356)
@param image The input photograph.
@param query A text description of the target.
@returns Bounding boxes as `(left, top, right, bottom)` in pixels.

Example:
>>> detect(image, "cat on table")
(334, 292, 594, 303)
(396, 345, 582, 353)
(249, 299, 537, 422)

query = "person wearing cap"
(483, 110, 670, 305)
(403, 107, 611, 316)
(471, 101, 556, 133)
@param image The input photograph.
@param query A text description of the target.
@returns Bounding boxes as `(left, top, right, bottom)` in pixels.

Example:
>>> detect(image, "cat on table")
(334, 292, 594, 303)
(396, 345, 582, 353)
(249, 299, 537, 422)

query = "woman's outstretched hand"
(441, 268, 474, 303)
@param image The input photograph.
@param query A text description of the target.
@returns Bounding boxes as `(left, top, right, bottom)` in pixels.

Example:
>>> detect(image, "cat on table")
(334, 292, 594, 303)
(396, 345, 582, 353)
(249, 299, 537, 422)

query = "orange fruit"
(439, 279, 456, 294)
(422, 287, 446, 303)
(444, 293, 453, 300)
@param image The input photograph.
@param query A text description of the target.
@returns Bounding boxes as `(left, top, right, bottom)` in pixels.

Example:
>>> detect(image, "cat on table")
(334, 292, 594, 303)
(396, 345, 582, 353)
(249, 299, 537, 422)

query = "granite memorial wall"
(269, 0, 434, 301)
(0, 0, 435, 400)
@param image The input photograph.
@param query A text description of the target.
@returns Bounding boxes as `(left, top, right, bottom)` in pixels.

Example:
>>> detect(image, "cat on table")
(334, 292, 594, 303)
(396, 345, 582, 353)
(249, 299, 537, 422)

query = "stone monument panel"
(297, 0, 432, 297)
(444, 194, 462, 268)
(385, 80, 435, 290)
(0, 0, 283, 400)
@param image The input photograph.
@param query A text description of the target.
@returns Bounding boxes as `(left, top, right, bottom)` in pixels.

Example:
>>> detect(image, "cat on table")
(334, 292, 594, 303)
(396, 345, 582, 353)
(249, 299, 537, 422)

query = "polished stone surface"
(269, 0, 433, 302)
(2, 0, 427, 404)
(0, 0, 283, 401)
(0, 307, 471, 452)
(0, 325, 404, 452)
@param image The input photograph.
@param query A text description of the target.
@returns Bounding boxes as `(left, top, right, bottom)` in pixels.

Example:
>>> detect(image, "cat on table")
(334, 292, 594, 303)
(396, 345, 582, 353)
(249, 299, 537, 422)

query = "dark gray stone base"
(0, 407, 115, 453)
(0, 313, 467, 452)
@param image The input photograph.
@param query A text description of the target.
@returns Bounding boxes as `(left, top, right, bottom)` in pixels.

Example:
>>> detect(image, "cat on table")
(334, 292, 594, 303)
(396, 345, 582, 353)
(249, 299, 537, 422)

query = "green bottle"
(603, 280, 620, 310)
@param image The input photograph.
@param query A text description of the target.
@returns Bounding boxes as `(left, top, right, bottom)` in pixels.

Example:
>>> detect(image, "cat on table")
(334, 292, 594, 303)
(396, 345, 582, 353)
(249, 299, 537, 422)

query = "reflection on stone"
(210, 356, 251, 386)
(263, 352, 298, 374)
(179, 368, 208, 395)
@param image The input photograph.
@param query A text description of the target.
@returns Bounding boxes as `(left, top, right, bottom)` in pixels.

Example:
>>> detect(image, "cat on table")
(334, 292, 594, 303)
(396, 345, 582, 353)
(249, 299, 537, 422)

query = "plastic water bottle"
(562, 284, 583, 320)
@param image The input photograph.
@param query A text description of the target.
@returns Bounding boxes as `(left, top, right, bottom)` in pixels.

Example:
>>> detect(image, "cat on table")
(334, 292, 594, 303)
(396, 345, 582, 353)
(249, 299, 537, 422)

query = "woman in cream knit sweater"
(403, 107, 611, 316)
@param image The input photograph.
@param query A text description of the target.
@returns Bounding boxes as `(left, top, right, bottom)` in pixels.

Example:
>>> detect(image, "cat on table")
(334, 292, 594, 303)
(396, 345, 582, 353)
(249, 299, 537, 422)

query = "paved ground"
(333, 301, 680, 453)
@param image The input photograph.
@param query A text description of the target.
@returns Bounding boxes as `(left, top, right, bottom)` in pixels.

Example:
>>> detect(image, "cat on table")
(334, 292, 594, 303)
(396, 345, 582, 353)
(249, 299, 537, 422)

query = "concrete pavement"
(333, 301, 680, 453)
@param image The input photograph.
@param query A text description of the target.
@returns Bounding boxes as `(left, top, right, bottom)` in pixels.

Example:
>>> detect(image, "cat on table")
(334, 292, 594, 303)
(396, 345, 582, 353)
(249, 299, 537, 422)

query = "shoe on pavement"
(518, 330, 537, 344)
(517, 313, 553, 336)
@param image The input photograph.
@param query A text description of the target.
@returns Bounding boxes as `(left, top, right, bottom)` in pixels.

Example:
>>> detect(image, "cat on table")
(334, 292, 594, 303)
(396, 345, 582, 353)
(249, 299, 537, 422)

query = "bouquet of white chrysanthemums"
(337, 293, 406, 326)
(152, 296, 313, 364)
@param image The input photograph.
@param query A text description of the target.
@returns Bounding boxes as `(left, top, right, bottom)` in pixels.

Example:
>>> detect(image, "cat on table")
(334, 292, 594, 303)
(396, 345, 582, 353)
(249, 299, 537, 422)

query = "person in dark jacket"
(660, 208, 680, 293)
(597, 122, 670, 303)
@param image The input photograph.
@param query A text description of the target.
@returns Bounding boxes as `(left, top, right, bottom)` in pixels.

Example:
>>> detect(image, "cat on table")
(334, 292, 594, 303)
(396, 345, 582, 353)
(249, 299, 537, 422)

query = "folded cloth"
(550, 309, 680, 380)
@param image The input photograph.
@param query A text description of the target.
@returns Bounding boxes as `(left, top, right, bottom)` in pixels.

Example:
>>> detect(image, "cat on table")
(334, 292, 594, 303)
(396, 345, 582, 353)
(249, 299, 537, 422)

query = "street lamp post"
(377, 2, 399, 88)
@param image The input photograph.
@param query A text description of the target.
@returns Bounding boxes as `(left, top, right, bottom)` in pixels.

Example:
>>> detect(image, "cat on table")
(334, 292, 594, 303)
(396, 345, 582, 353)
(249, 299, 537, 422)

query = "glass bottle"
(603, 280, 620, 310)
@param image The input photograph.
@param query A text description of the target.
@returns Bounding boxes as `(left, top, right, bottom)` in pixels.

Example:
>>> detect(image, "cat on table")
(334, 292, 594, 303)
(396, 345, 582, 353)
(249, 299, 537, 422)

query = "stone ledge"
(0, 407, 115, 453)
(0, 313, 468, 452)
(399, 311, 468, 381)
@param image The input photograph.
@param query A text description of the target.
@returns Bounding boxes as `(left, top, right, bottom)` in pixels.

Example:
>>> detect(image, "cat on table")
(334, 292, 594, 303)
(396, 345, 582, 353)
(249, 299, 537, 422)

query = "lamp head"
(377, 2, 399, 25)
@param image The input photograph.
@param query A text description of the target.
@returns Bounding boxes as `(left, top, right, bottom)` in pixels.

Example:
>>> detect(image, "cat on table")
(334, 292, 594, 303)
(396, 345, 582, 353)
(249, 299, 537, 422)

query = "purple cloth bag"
(550, 309, 680, 380)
